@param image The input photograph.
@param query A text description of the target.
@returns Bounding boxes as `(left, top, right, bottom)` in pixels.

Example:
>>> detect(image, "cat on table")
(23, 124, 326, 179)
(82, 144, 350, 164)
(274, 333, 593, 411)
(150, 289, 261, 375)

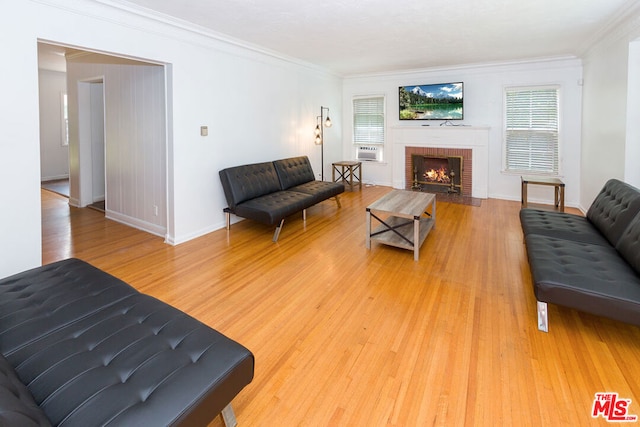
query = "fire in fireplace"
(411, 154, 463, 194)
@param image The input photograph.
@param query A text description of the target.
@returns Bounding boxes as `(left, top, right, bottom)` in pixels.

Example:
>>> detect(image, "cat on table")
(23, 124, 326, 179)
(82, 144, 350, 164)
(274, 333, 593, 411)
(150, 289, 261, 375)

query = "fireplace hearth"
(411, 154, 463, 194)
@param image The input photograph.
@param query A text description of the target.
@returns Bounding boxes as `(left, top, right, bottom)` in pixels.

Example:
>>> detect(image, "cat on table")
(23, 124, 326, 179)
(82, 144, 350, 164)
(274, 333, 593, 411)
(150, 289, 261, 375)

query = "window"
(504, 86, 559, 174)
(353, 96, 385, 145)
(60, 92, 69, 146)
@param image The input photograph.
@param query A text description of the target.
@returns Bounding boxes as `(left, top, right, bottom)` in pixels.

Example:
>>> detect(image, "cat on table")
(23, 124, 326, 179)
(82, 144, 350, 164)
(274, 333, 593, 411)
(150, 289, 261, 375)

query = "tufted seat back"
(586, 179, 640, 246)
(273, 156, 316, 190)
(219, 161, 283, 210)
(616, 213, 640, 274)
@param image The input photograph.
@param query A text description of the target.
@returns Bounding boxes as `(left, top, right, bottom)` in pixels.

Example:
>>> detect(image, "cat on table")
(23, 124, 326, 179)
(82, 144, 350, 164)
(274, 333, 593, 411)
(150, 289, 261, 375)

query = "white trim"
(106, 209, 167, 238)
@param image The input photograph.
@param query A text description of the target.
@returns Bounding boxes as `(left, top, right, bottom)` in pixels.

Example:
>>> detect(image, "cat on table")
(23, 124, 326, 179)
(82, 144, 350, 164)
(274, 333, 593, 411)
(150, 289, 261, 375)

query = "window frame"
(503, 85, 560, 176)
(353, 95, 385, 145)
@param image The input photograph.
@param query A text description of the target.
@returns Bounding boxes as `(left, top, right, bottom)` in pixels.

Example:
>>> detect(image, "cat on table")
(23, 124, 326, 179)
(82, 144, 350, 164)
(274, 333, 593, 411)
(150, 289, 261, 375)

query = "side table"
(332, 161, 362, 191)
(521, 176, 565, 212)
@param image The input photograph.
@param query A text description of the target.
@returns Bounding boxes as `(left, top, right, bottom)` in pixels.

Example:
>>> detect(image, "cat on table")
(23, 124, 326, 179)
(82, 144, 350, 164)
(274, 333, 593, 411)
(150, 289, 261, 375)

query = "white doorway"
(37, 41, 169, 239)
(78, 79, 105, 209)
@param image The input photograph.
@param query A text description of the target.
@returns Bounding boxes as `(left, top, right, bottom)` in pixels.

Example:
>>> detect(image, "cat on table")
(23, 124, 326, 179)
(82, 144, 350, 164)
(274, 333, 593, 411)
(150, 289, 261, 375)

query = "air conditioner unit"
(356, 145, 378, 161)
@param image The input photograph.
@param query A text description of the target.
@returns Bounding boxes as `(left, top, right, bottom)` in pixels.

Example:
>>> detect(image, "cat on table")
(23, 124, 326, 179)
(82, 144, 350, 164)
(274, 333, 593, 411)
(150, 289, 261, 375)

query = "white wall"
(581, 7, 640, 209)
(342, 59, 584, 205)
(0, 0, 341, 278)
(0, 4, 42, 277)
(38, 69, 69, 181)
(626, 38, 640, 189)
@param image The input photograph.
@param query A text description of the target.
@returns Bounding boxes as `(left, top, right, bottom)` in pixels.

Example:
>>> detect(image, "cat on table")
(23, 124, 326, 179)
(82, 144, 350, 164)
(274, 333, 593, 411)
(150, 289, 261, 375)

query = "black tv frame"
(399, 82, 464, 121)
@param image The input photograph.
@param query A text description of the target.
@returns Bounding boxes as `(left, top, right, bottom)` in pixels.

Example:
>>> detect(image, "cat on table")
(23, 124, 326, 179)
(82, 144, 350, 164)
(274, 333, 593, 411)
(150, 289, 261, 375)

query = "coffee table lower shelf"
(369, 216, 435, 259)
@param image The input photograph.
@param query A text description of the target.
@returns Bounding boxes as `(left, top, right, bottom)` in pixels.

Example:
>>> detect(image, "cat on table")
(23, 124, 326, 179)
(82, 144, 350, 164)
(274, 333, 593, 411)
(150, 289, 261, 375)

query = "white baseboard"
(41, 174, 69, 182)
(105, 210, 167, 239)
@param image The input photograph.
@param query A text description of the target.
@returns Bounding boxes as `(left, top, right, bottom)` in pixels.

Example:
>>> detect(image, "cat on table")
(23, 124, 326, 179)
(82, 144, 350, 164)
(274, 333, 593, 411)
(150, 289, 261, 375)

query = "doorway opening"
(37, 40, 171, 241)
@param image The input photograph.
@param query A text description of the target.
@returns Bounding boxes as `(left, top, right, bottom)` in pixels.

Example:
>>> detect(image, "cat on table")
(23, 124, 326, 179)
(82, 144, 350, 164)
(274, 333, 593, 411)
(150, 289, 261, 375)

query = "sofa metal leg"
(273, 219, 285, 242)
(221, 403, 237, 427)
(226, 212, 231, 230)
(303, 209, 307, 222)
(537, 301, 548, 332)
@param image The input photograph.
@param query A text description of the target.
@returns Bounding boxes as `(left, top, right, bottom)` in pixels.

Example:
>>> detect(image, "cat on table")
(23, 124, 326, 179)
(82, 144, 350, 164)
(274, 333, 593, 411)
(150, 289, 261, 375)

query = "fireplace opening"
(411, 154, 463, 194)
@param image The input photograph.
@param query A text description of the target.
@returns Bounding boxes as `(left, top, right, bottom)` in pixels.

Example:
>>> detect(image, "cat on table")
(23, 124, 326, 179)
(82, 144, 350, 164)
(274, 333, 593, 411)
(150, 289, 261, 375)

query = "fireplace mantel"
(391, 126, 490, 198)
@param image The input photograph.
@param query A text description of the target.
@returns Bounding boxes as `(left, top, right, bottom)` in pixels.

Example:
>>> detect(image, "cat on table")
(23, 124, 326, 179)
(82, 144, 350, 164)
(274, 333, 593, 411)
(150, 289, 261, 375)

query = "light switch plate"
(200, 126, 208, 136)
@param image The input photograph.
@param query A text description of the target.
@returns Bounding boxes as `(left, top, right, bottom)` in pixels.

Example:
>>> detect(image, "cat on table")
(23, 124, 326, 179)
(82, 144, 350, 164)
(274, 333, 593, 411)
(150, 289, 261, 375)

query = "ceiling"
(38, 1, 638, 76)
(115, 0, 638, 76)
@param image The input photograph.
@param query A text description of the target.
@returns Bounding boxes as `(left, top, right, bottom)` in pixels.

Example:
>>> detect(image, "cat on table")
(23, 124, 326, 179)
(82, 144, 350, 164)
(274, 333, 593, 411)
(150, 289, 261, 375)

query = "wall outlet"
(200, 126, 208, 136)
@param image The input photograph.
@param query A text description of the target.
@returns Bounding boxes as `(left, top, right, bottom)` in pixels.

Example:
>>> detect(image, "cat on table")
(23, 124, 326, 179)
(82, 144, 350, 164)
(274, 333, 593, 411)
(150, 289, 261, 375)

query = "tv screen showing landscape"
(399, 82, 463, 120)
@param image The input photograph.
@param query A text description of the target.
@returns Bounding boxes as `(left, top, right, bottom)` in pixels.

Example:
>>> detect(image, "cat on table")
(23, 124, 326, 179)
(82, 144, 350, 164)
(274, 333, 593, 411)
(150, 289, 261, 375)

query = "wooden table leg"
(366, 209, 371, 250)
(432, 198, 436, 226)
(413, 215, 419, 261)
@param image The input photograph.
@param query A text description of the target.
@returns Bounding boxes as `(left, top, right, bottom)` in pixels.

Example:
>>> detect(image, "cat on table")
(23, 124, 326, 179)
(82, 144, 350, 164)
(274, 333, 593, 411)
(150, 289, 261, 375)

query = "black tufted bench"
(219, 156, 344, 241)
(0, 258, 254, 426)
(520, 179, 640, 332)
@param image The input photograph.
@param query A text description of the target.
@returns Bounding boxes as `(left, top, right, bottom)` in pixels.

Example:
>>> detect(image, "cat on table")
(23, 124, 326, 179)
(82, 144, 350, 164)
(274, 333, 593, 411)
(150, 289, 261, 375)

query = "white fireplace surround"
(392, 126, 490, 199)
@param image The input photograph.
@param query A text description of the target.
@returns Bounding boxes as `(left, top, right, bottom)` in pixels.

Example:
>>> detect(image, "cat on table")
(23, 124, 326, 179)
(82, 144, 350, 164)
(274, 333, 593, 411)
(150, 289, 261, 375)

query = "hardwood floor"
(41, 187, 640, 426)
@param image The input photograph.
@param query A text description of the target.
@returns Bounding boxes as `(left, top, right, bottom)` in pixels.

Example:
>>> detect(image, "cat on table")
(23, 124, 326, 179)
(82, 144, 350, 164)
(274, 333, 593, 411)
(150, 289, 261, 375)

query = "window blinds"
(505, 87, 559, 174)
(353, 96, 385, 144)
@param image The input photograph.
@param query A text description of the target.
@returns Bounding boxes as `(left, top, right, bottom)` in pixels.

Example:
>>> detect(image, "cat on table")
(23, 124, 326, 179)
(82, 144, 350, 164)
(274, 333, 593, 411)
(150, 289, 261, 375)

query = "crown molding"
(578, 0, 640, 58)
(344, 56, 582, 80)
(31, 0, 338, 77)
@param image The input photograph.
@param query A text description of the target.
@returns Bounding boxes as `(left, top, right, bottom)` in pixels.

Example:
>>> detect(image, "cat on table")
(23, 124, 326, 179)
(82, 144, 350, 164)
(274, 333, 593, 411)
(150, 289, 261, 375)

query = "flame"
(423, 167, 451, 183)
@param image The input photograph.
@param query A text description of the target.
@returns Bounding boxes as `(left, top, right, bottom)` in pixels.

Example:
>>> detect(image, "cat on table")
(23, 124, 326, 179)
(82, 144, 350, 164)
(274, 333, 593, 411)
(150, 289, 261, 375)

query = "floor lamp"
(314, 106, 332, 181)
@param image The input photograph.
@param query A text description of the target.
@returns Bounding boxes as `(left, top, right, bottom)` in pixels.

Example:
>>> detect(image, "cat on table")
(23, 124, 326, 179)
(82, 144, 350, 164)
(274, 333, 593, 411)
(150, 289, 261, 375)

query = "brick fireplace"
(391, 126, 489, 199)
(405, 147, 473, 197)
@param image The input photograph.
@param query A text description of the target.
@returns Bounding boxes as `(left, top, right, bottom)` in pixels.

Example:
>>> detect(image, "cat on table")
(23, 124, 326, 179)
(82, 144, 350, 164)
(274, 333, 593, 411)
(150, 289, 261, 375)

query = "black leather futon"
(520, 179, 640, 332)
(0, 258, 254, 426)
(219, 156, 344, 241)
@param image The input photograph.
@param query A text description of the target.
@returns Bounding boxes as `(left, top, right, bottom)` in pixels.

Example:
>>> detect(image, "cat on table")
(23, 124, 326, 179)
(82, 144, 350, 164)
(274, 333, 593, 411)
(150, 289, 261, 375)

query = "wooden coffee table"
(366, 190, 436, 261)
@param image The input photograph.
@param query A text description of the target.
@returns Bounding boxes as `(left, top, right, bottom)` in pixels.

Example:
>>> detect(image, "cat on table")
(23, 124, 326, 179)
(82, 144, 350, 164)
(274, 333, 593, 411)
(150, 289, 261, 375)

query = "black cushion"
(519, 208, 610, 246)
(0, 354, 51, 427)
(525, 234, 640, 326)
(0, 258, 138, 353)
(616, 212, 640, 274)
(234, 190, 315, 225)
(586, 179, 640, 246)
(289, 181, 345, 205)
(0, 259, 254, 427)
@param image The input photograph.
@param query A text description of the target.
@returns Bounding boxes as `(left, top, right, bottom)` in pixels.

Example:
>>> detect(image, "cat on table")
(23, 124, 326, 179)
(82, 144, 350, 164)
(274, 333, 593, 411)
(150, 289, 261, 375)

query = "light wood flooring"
(41, 187, 640, 426)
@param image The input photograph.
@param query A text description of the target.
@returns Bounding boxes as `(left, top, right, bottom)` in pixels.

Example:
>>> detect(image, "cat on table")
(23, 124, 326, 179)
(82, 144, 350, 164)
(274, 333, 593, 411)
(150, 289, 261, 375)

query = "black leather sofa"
(219, 156, 345, 241)
(0, 258, 254, 426)
(520, 179, 640, 332)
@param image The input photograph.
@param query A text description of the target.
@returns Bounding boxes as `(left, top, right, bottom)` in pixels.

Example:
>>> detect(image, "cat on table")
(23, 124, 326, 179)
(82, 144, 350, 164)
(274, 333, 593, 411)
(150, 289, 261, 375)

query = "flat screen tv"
(399, 82, 463, 121)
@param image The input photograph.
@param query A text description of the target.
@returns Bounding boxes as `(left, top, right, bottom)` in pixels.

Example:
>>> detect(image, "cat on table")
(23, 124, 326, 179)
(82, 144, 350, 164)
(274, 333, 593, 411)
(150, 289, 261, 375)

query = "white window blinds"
(353, 96, 385, 144)
(505, 86, 559, 174)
